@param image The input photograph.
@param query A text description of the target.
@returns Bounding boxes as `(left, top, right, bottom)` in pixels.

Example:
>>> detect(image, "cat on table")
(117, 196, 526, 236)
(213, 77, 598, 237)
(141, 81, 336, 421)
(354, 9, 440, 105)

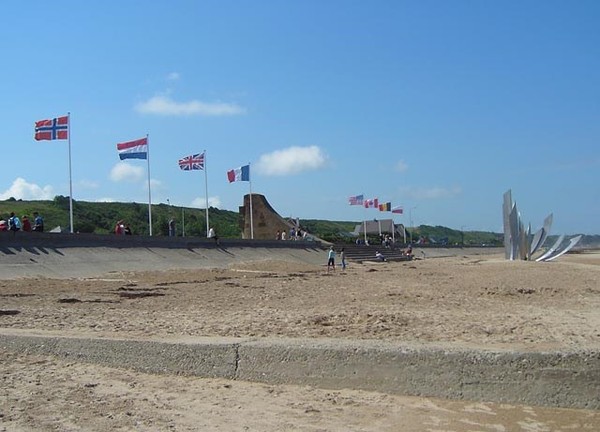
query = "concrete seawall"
(0, 231, 502, 279)
(0, 232, 326, 279)
(1, 331, 598, 409)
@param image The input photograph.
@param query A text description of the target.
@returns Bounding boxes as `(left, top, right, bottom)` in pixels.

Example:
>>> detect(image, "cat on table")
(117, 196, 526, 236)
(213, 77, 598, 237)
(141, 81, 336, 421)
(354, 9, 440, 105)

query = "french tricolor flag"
(227, 164, 250, 183)
(117, 137, 148, 160)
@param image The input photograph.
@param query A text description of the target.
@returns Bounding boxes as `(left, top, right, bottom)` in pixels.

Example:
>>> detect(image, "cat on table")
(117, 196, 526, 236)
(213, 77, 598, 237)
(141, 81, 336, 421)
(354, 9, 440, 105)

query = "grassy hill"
(0, 196, 239, 237)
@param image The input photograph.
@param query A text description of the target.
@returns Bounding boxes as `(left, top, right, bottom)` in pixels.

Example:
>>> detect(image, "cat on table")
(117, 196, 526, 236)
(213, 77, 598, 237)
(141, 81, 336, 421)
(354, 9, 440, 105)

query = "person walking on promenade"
(327, 246, 336, 272)
(208, 227, 220, 246)
(32, 212, 44, 232)
(8, 212, 21, 232)
(114, 220, 126, 235)
(21, 215, 32, 232)
(168, 217, 176, 237)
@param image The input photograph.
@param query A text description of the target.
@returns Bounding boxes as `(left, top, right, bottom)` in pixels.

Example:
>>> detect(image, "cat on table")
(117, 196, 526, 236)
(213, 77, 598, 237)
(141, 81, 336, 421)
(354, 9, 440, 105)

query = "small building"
(353, 219, 406, 242)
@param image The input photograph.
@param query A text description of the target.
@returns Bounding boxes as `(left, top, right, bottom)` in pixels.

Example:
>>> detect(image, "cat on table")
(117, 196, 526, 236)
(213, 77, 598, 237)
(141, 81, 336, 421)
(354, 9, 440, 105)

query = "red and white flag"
(34, 116, 69, 140)
(364, 198, 379, 208)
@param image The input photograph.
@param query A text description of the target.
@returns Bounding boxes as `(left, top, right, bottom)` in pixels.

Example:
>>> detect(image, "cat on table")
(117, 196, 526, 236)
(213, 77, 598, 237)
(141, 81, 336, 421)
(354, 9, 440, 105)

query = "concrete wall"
(0, 231, 325, 279)
(1, 332, 598, 409)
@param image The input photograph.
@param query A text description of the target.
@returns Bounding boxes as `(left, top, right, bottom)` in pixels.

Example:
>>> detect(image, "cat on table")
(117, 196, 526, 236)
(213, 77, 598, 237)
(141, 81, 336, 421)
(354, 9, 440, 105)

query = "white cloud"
(135, 95, 246, 116)
(0, 177, 54, 200)
(109, 162, 144, 182)
(95, 197, 116, 203)
(395, 160, 409, 173)
(166, 72, 180, 81)
(256, 146, 327, 176)
(192, 196, 221, 209)
(399, 186, 462, 200)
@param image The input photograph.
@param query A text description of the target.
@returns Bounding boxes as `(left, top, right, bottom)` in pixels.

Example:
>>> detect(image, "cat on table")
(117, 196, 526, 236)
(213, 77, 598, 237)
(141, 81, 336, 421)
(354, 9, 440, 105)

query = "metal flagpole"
(204, 150, 209, 237)
(248, 163, 254, 239)
(391, 210, 395, 243)
(363, 204, 367, 244)
(146, 134, 152, 236)
(67, 112, 74, 233)
(182, 207, 185, 237)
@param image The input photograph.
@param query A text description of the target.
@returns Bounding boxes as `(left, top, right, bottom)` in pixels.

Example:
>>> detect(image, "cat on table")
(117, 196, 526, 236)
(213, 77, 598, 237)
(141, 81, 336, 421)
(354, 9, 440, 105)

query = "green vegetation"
(0, 196, 505, 244)
(407, 225, 503, 246)
(0, 196, 237, 237)
(301, 219, 358, 242)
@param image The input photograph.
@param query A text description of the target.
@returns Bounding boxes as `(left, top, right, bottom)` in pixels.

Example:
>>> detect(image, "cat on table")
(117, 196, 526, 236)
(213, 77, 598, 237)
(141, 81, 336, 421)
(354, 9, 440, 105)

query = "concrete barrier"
(1, 332, 598, 409)
(0, 232, 326, 279)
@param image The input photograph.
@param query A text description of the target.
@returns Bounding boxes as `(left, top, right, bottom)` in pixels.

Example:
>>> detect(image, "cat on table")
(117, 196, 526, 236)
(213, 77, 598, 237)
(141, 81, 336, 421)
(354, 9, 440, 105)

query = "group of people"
(327, 246, 347, 272)
(327, 242, 414, 270)
(379, 234, 394, 248)
(276, 227, 307, 241)
(0, 212, 44, 232)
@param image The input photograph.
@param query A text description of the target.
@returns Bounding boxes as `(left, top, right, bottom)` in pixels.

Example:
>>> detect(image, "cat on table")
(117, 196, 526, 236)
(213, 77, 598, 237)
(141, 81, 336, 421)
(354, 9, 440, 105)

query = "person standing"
(21, 215, 32, 232)
(32, 212, 44, 232)
(168, 217, 176, 237)
(208, 227, 219, 245)
(8, 212, 21, 232)
(114, 220, 126, 235)
(340, 247, 346, 270)
(327, 246, 336, 272)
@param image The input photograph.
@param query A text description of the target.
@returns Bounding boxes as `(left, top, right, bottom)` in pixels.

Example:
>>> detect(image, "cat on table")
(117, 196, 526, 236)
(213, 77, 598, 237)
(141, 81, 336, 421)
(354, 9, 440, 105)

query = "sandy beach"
(1, 250, 599, 431)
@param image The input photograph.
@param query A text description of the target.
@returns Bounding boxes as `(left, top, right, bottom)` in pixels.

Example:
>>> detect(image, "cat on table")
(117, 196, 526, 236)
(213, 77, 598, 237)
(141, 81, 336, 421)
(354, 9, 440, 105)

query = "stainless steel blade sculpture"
(530, 214, 553, 256)
(544, 235, 583, 261)
(535, 234, 565, 262)
(503, 190, 580, 262)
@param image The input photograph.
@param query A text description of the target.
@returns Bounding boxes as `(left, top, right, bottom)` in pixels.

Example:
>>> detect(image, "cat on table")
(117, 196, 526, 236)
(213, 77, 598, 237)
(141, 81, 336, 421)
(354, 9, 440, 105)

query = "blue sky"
(2, 1, 598, 234)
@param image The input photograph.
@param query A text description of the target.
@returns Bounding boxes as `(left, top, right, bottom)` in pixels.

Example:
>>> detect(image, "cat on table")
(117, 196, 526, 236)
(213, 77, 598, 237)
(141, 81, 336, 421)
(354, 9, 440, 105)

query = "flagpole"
(182, 207, 185, 237)
(204, 150, 209, 237)
(391, 211, 395, 243)
(67, 112, 74, 233)
(146, 134, 152, 236)
(363, 204, 367, 244)
(248, 163, 254, 239)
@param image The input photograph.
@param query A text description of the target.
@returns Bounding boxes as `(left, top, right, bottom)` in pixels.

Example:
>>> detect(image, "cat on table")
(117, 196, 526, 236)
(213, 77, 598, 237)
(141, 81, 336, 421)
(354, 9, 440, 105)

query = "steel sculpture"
(503, 190, 580, 262)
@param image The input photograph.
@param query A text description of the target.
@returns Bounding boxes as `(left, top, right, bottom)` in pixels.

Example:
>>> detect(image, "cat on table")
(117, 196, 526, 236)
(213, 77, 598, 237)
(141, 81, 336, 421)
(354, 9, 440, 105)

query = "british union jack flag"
(178, 153, 205, 170)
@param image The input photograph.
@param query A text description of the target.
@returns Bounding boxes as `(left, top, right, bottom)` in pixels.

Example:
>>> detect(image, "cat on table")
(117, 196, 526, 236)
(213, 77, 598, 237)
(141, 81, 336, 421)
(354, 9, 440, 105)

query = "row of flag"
(348, 194, 404, 214)
(35, 114, 255, 237)
(117, 138, 250, 182)
(35, 116, 250, 183)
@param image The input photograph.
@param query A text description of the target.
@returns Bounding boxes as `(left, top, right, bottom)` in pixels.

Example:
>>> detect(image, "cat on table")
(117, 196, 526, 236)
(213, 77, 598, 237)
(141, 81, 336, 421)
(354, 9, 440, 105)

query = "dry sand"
(1, 251, 599, 431)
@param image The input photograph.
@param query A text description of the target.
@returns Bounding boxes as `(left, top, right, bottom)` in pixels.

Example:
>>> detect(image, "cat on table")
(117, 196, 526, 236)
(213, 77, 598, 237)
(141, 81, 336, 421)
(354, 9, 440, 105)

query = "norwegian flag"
(178, 153, 205, 170)
(34, 116, 69, 140)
